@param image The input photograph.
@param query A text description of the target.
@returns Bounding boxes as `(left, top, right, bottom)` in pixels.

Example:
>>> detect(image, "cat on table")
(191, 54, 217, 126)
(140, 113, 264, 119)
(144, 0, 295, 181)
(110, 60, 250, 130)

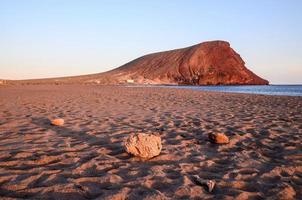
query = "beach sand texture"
(0, 85, 301, 199)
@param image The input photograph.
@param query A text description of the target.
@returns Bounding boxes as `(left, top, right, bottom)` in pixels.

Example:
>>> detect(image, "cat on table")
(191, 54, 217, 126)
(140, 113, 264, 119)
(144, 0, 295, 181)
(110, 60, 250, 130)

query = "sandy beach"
(0, 85, 301, 199)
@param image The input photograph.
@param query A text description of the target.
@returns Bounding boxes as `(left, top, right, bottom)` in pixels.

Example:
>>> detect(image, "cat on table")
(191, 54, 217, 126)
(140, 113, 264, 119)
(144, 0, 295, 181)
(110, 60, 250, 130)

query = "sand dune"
(0, 85, 301, 199)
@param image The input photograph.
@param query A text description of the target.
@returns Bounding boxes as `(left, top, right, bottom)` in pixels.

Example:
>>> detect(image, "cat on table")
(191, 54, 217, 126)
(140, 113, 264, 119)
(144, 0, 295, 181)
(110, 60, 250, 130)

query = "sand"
(0, 85, 301, 199)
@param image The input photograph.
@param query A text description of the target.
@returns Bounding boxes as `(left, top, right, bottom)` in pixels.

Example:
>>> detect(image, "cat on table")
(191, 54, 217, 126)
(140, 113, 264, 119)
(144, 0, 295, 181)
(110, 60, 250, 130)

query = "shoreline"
(2, 83, 302, 97)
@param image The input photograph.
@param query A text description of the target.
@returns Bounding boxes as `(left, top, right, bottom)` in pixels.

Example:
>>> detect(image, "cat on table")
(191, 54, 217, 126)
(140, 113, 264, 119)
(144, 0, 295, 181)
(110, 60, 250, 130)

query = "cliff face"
(110, 40, 269, 85)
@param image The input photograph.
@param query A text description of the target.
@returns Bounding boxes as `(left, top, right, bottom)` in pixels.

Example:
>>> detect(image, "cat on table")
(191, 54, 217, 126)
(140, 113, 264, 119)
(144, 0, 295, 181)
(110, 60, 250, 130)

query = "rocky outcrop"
(109, 40, 269, 85)
(124, 133, 162, 159)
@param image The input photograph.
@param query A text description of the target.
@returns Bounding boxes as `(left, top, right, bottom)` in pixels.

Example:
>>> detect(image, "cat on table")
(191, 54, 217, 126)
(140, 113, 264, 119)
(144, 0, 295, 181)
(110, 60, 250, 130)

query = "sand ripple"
(0, 85, 301, 199)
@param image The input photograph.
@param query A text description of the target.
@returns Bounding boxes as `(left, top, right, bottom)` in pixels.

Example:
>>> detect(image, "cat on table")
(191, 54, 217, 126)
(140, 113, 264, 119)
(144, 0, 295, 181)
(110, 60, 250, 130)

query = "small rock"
(208, 132, 229, 144)
(277, 184, 296, 200)
(206, 180, 215, 192)
(51, 118, 64, 126)
(0, 80, 6, 85)
(193, 175, 216, 192)
(124, 133, 162, 159)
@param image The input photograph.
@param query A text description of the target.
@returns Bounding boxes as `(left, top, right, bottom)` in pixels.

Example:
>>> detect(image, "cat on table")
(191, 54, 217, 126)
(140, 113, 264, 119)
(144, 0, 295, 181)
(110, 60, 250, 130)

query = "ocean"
(161, 85, 302, 96)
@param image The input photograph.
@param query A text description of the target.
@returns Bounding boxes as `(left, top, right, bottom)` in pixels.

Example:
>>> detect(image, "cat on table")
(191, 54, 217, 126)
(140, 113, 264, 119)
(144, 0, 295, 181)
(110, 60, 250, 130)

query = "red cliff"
(109, 40, 269, 85)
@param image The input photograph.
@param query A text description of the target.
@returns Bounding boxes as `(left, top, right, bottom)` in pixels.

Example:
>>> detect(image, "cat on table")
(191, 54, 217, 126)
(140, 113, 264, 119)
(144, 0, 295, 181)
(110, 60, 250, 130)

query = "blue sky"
(0, 0, 301, 83)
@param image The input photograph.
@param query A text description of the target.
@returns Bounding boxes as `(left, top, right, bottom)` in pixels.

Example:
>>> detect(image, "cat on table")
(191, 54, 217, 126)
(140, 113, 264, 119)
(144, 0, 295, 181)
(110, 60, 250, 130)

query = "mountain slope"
(8, 40, 269, 85)
(106, 40, 268, 85)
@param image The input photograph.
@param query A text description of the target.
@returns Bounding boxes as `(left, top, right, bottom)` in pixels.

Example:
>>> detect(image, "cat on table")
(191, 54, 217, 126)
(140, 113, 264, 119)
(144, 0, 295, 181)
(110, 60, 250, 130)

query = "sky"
(0, 0, 301, 84)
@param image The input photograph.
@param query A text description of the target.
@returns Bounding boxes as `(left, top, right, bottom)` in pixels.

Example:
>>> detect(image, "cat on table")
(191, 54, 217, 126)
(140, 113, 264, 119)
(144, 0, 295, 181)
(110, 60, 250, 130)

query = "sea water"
(162, 85, 302, 96)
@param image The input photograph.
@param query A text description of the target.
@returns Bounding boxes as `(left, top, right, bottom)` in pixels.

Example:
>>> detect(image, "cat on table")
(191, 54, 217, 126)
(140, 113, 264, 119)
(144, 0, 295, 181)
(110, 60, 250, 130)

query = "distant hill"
(8, 40, 269, 85)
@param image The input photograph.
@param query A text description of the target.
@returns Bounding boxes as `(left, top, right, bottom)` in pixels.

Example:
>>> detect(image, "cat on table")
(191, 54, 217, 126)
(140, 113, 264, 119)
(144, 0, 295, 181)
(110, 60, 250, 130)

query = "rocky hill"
(8, 40, 269, 85)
